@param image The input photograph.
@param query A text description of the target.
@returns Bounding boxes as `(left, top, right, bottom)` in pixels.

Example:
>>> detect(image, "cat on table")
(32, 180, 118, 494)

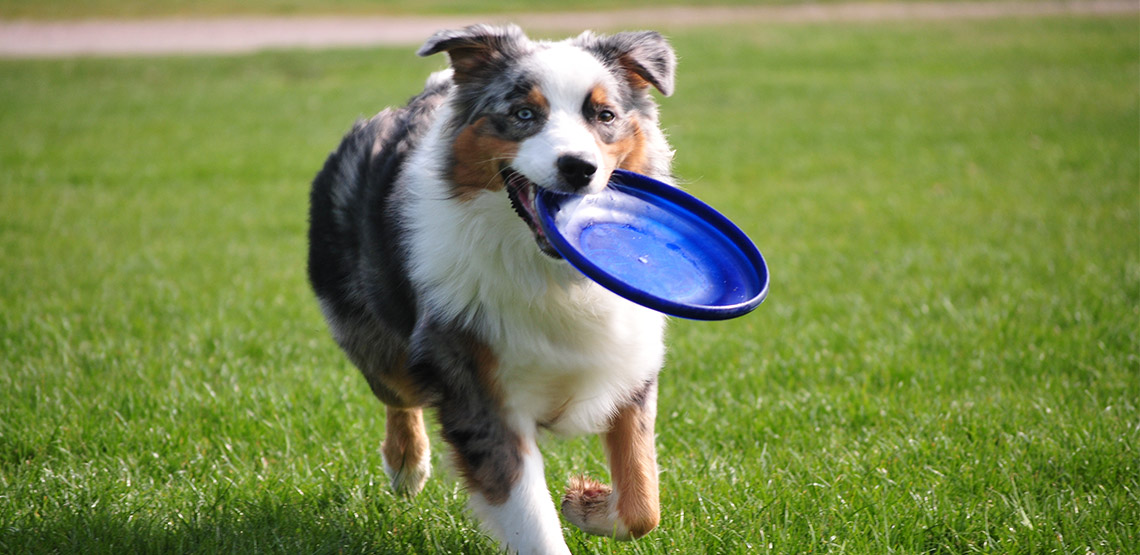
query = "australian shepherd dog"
(307, 24, 676, 554)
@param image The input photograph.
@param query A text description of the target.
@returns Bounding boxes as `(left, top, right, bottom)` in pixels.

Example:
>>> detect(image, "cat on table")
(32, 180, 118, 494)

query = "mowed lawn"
(1, 14, 1137, 554)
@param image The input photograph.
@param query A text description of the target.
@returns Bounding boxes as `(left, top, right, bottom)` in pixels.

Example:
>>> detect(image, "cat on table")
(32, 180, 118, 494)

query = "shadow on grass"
(0, 489, 488, 554)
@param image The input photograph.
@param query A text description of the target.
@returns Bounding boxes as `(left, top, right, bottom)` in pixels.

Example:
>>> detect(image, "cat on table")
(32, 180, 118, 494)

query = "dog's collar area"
(503, 167, 563, 260)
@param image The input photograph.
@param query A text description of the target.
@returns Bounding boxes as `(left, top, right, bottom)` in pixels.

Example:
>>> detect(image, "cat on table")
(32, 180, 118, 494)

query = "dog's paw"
(561, 475, 632, 540)
(382, 447, 431, 497)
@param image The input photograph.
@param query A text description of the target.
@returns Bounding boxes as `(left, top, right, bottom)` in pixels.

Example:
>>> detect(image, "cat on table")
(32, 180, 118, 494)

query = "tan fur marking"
(381, 406, 430, 491)
(357, 350, 425, 408)
(450, 117, 517, 200)
(562, 474, 613, 522)
(589, 85, 610, 110)
(383, 352, 425, 406)
(604, 402, 660, 538)
(618, 58, 654, 92)
(471, 339, 503, 405)
(612, 119, 649, 174)
(586, 86, 650, 173)
(525, 86, 550, 112)
(594, 116, 649, 176)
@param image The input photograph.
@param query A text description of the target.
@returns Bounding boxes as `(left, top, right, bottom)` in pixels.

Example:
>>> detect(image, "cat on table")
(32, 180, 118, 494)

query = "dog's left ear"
(418, 24, 529, 84)
(575, 31, 677, 97)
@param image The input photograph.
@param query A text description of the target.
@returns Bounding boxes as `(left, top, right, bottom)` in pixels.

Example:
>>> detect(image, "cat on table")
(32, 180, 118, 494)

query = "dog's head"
(419, 24, 676, 257)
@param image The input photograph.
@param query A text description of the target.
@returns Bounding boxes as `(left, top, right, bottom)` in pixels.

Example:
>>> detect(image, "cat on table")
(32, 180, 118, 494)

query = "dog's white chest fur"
(400, 105, 666, 435)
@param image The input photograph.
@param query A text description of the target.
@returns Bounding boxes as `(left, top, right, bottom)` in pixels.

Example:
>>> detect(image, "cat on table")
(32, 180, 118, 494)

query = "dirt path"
(0, 0, 1135, 58)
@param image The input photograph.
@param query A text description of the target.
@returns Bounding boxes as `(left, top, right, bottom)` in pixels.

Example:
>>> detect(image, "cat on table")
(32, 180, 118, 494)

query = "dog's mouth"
(503, 168, 563, 259)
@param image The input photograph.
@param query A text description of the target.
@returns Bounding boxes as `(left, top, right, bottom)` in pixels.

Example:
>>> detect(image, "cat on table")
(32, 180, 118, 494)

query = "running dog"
(308, 24, 676, 553)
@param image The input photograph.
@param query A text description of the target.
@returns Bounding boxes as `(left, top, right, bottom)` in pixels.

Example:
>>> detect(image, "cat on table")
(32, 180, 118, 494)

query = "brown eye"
(598, 110, 616, 123)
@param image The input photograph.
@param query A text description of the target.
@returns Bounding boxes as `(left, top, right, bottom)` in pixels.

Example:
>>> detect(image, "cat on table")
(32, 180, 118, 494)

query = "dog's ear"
(575, 31, 676, 97)
(418, 24, 529, 84)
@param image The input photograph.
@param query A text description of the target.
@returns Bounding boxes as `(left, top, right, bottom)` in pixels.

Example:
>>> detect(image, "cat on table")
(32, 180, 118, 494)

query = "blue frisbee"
(535, 169, 768, 320)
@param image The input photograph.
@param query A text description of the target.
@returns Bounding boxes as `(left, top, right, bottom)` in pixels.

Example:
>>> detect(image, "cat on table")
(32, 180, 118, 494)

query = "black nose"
(557, 155, 597, 190)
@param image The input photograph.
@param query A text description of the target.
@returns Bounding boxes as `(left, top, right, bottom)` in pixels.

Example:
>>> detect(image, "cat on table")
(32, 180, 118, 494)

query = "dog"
(307, 24, 676, 554)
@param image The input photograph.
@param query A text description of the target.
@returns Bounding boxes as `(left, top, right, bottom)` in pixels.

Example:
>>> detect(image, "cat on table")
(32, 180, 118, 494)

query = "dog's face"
(419, 25, 675, 257)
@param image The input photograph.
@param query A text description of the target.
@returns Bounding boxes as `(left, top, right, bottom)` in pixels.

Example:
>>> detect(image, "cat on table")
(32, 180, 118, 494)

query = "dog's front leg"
(461, 422, 569, 555)
(410, 319, 570, 555)
(436, 397, 568, 554)
(562, 379, 660, 540)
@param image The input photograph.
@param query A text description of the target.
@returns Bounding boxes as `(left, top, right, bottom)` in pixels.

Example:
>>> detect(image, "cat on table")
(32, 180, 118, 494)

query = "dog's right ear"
(574, 30, 676, 97)
(418, 24, 529, 84)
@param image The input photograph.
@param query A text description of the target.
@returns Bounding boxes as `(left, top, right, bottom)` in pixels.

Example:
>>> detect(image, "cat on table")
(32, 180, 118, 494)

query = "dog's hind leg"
(381, 406, 431, 496)
(562, 381, 660, 540)
(329, 319, 431, 496)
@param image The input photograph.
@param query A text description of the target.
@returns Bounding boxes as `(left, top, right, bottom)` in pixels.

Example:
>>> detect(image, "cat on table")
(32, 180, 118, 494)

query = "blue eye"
(515, 108, 536, 121)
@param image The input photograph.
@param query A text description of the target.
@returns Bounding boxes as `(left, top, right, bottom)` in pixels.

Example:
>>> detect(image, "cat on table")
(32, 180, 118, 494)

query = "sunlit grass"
(2, 15, 1137, 554)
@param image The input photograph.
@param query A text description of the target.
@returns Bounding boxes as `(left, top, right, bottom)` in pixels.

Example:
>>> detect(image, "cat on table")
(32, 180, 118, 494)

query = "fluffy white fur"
(398, 51, 667, 553)
(400, 94, 667, 435)
(513, 44, 620, 195)
(468, 426, 570, 554)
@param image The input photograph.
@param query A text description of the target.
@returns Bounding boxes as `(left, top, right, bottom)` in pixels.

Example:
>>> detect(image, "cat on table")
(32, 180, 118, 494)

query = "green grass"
(2, 14, 1138, 554)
